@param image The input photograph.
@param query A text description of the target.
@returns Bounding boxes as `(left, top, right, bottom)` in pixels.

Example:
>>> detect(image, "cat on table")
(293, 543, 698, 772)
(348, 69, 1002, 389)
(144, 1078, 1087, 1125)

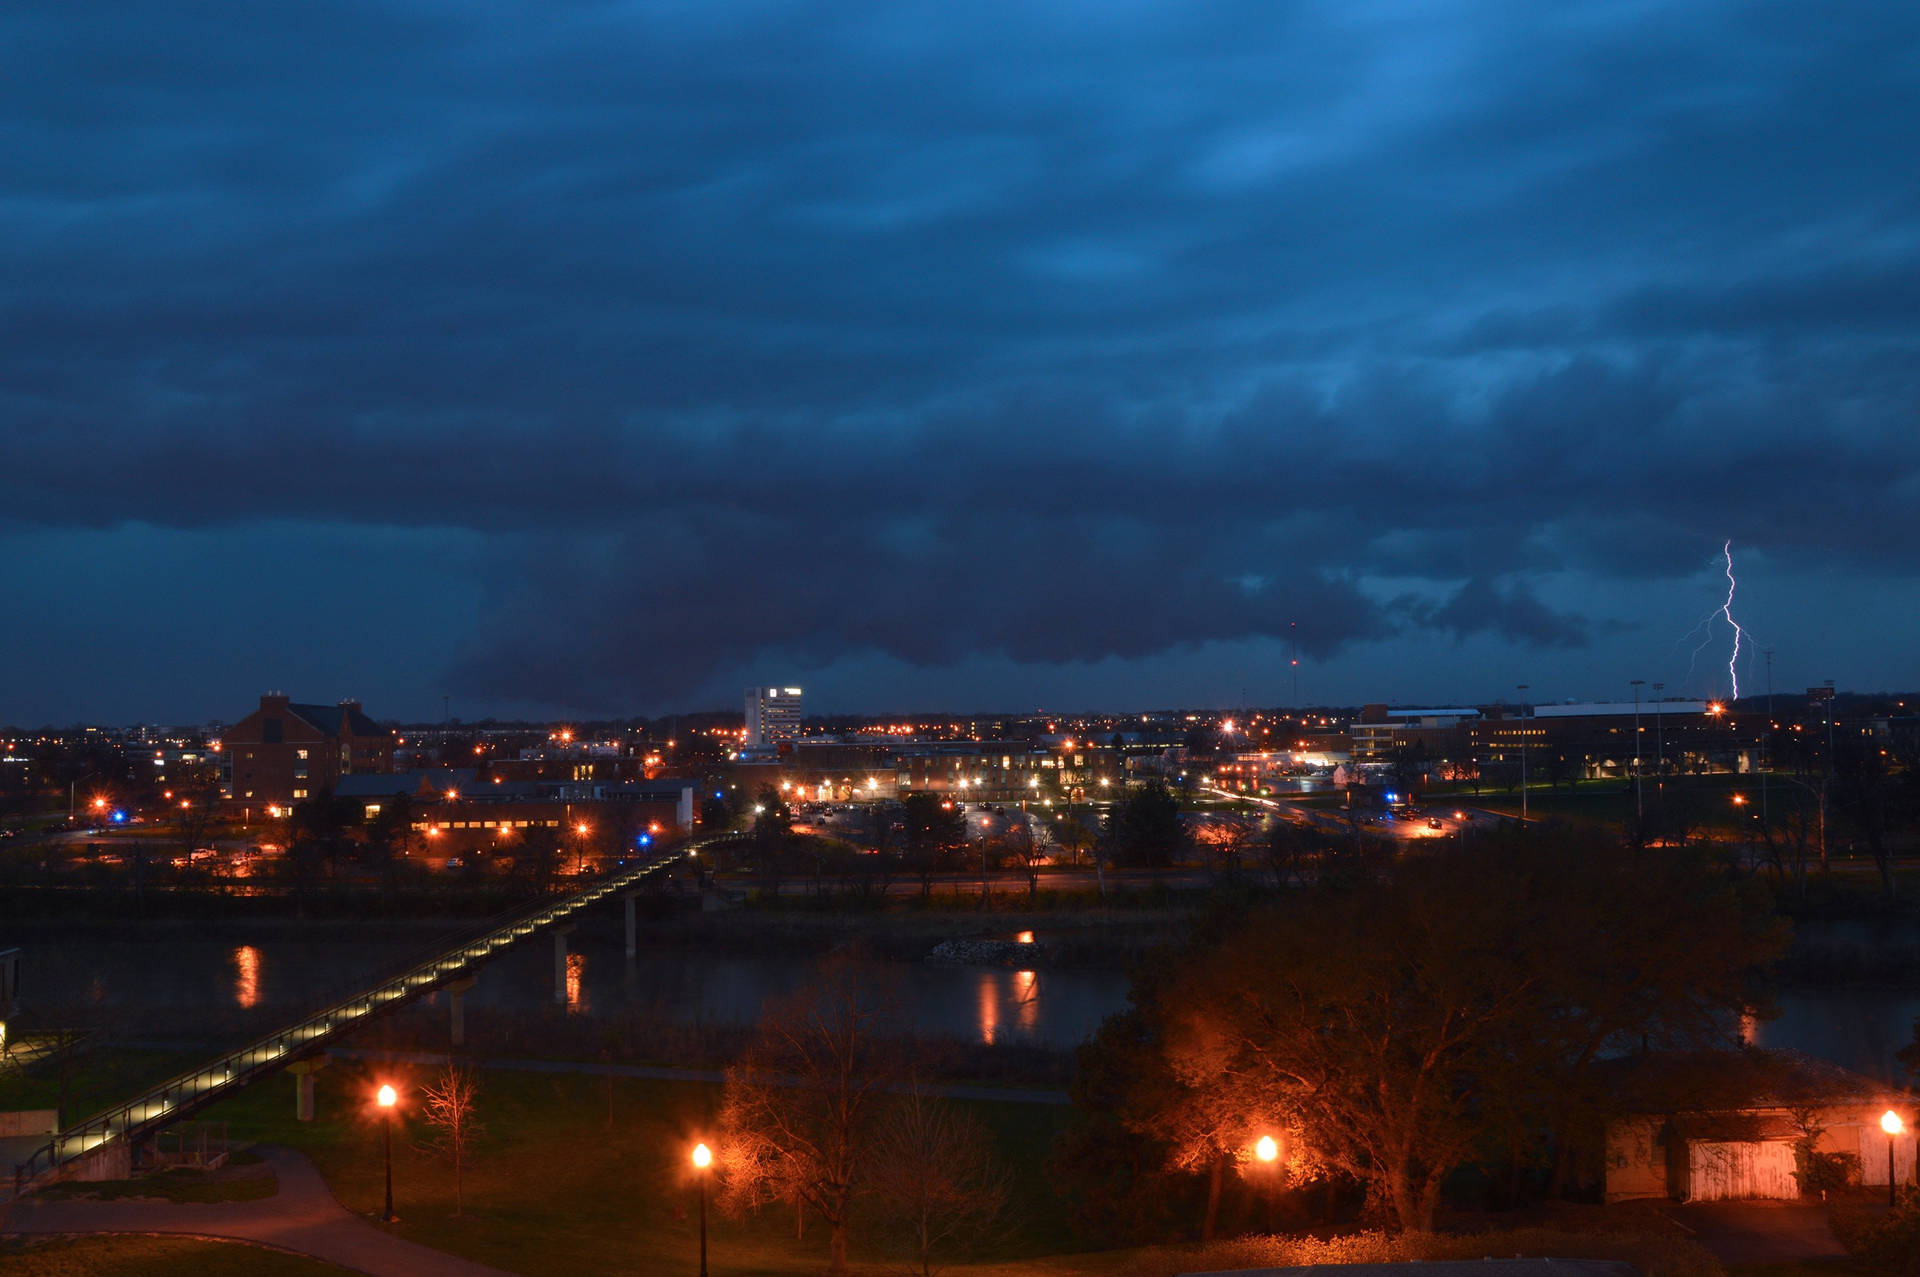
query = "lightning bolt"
(1678, 608, 1718, 694)
(1719, 540, 1745, 701)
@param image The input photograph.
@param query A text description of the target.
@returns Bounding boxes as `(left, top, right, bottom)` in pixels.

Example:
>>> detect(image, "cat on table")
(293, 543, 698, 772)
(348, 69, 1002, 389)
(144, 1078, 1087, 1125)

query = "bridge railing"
(12, 848, 692, 1193)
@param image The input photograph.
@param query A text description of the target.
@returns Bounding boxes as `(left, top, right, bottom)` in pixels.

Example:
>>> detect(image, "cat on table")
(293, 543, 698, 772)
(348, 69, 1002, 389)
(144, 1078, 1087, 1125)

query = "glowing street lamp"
(691, 1142, 713, 1276)
(377, 1084, 399, 1222)
(1882, 1110, 1905, 1207)
(1255, 1135, 1279, 1163)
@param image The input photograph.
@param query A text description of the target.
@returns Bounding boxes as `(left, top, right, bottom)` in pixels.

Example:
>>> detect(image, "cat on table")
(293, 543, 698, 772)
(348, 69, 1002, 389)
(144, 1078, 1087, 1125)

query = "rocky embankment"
(926, 937, 1054, 968)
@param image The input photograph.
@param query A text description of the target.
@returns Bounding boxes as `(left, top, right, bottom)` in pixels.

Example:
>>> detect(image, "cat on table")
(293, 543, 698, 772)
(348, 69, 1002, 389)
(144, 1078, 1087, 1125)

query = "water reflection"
(231, 945, 261, 1009)
(1014, 969, 1039, 1037)
(977, 969, 1044, 1044)
(566, 951, 587, 1011)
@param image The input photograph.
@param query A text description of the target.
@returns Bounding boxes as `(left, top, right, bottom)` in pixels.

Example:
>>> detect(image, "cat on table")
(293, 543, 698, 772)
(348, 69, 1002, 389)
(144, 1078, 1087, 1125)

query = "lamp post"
(1883, 1110, 1905, 1208)
(1255, 1135, 1279, 1164)
(691, 1142, 712, 1277)
(1653, 682, 1666, 800)
(1630, 680, 1645, 820)
(377, 1083, 398, 1222)
(1516, 685, 1529, 825)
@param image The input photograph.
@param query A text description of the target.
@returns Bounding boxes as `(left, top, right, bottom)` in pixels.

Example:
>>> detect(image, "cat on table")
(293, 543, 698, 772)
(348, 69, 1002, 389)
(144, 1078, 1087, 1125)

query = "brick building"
(221, 692, 395, 808)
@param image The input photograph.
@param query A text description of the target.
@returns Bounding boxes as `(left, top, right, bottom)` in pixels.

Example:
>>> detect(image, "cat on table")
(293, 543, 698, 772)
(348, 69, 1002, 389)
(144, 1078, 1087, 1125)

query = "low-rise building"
(221, 693, 394, 808)
(1597, 1049, 1913, 1202)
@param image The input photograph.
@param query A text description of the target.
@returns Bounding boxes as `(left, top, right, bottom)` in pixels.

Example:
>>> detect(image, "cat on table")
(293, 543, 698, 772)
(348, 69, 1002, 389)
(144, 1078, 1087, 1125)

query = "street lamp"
(691, 1142, 713, 1277)
(1516, 685, 1530, 825)
(1255, 1135, 1279, 1163)
(1883, 1110, 1905, 1207)
(1630, 680, 1645, 821)
(377, 1083, 399, 1222)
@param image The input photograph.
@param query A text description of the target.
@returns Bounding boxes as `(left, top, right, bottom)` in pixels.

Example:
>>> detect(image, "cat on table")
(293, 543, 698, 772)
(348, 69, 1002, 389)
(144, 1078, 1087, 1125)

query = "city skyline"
(3, 2, 1918, 723)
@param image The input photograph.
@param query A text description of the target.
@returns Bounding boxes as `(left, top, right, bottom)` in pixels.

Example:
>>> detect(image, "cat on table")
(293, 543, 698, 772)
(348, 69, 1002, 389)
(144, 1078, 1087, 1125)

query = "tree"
(510, 826, 566, 894)
(900, 792, 965, 898)
(1101, 831, 1785, 1234)
(417, 1061, 485, 1216)
(870, 1081, 1009, 1276)
(1833, 733, 1898, 898)
(717, 959, 900, 1273)
(364, 793, 417, 886)
(1105, 782, 1184, 871)
(753, 786, 792, 852)
(1259, 819, 1327, 889)
(1191, 817, 1254, 882)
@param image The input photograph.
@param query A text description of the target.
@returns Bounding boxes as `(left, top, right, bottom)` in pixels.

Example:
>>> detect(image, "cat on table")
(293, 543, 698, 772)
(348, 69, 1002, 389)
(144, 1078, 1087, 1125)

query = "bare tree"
(717, 959, 899, 1273)
(417, 1061, 485, 1216)
(871, 1082, 1009, 1277)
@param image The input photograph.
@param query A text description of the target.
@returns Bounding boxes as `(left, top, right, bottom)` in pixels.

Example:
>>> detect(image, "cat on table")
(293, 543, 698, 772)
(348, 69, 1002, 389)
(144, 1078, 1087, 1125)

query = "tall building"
(745, 686, 803, 748)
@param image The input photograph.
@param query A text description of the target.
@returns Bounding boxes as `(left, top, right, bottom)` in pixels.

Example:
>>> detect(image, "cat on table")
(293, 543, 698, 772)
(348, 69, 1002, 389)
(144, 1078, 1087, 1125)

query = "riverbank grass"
(196, 1050, 1086, 1276)
(0, 1235, 352, 1277)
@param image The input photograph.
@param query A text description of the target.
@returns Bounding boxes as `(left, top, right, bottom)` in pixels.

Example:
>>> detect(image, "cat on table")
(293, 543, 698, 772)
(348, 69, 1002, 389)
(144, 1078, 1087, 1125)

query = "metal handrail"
(12, 847, 693, 1193)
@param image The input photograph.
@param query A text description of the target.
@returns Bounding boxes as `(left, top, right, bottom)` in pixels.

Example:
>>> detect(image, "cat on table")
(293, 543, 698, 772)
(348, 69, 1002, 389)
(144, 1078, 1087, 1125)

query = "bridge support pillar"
(553, 926, 575, 1005)
(624, 893, 638, 957)
(447, 975, 479, 1047)
(288, 1054, 330, 1122)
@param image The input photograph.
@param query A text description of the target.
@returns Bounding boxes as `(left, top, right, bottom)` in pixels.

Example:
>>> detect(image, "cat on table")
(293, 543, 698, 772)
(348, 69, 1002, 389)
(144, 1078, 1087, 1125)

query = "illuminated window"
(366, 804, 381, 817)
(292, 788, 308, 799)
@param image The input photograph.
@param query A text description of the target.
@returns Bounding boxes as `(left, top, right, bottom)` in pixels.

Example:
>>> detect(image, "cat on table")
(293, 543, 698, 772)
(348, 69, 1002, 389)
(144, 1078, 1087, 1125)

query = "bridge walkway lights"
(17, 851, 689, 1191)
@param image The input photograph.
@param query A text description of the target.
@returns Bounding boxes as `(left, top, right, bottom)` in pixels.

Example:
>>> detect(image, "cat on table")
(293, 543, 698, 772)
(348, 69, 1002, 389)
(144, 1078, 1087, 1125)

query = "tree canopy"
(1072, 829, 1787, 1235)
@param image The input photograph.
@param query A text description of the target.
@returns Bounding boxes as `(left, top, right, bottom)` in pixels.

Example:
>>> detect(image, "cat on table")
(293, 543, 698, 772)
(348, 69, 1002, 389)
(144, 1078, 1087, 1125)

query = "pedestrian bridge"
(11, 844, 709, 1196)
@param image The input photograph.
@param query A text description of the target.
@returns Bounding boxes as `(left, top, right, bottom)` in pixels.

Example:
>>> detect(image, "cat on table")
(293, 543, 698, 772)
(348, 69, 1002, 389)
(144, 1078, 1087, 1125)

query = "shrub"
(1833, 1189, 1920, 1274)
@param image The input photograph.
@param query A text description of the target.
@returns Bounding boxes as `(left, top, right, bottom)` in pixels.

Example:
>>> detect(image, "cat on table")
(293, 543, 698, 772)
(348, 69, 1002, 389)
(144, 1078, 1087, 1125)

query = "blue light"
(714, 791, 723, 800)
(637, 834, 652, 847)
(110, 810, 127, 824)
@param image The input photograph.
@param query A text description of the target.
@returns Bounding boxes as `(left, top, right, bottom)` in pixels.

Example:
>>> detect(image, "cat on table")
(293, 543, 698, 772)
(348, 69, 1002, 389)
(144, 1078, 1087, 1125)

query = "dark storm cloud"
(2, 0, 1918, 713)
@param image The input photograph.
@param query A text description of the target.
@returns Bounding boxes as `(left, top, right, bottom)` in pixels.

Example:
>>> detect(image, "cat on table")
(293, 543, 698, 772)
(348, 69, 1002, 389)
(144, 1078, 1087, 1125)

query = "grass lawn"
(0, 1235, 353, 1277)
(0, 1047, 209, 1122)
(193, 1050, 1093, 1276)
(33, 1163, 277, 1204)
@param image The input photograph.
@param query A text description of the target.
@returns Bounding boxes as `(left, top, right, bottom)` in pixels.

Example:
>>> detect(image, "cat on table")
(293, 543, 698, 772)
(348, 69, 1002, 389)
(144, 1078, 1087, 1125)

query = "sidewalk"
(1, 1144, 515, 1277)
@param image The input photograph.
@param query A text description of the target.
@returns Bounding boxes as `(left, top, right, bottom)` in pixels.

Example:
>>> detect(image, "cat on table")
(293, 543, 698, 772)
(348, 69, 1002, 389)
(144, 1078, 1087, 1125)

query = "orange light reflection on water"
(1015, 970, 1039, 1036)
(566, 951, 587, 1011)
(232, 945, 261, 1009)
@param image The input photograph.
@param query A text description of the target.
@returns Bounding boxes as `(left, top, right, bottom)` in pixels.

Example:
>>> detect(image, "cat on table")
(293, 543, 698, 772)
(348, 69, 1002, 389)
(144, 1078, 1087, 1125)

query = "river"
(11, 924, 1916, 1076)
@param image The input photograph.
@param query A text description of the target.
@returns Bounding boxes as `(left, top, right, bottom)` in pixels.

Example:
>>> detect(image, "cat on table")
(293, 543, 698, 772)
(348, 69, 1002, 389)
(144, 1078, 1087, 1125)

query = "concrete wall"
(0, 1109, 57, 1137)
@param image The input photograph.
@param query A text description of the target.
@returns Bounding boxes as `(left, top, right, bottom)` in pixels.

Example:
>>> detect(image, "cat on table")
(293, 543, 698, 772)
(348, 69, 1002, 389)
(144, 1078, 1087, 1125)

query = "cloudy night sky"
(3, 1, 1917, 725)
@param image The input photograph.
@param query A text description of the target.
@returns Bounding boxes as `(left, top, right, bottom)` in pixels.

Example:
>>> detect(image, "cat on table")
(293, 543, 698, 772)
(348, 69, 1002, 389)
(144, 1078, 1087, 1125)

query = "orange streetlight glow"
(692, 1142, 712, 1169)
(1255, 1135, 1279, 1162)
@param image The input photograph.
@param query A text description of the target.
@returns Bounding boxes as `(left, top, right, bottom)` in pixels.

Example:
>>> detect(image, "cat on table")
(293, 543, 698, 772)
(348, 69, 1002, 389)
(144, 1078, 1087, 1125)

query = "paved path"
(0, 1144, 515, 1277)
(1664, 1201, 1846, 1266)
